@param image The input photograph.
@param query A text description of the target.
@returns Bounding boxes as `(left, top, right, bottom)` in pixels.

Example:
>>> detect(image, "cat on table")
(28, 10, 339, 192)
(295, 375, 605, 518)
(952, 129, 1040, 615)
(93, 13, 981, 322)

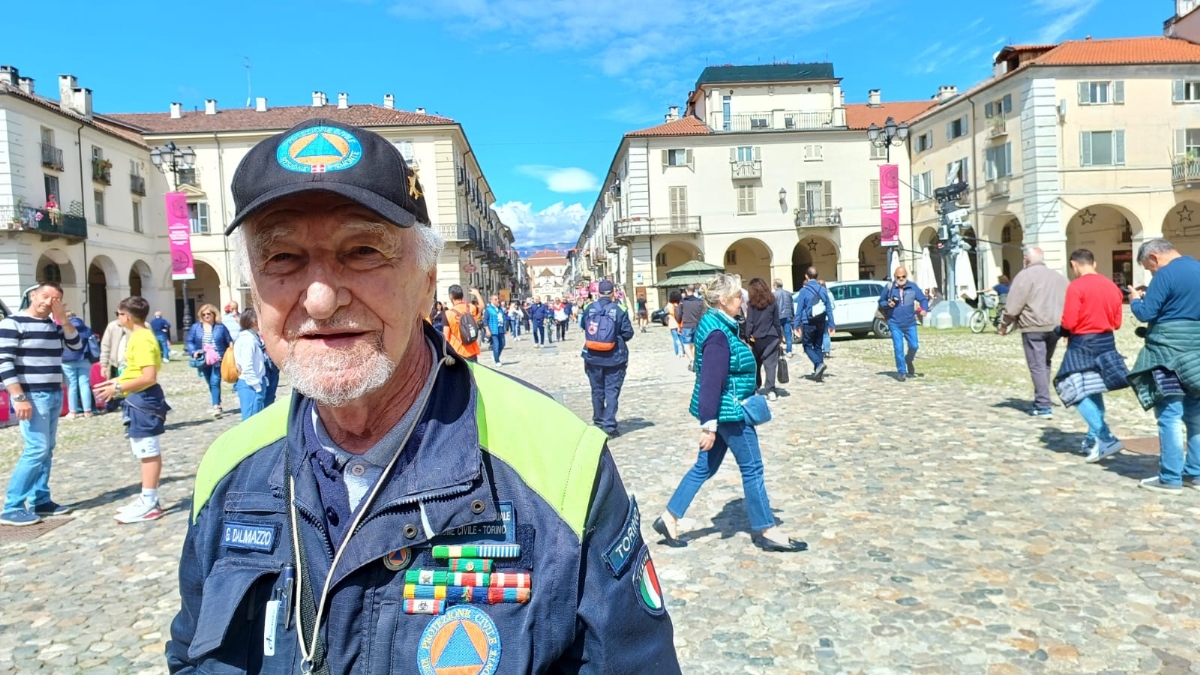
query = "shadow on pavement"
(164, 418, 222, 432)
(992, 397, 1034, 412)
(663, 498, 787, 545)
(67, 475, 191, 512)
(1037, 428, 1159, 481)
(621, 417, 655, 433)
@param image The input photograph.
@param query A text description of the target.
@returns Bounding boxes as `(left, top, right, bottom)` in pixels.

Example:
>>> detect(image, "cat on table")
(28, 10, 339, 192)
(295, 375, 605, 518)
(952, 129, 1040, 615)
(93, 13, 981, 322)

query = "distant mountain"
(515, 243, 574, 257)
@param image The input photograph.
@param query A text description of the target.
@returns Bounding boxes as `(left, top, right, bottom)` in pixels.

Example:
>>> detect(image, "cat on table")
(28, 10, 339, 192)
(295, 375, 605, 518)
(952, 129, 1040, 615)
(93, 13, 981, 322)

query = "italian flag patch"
(634, 547, 664, 615)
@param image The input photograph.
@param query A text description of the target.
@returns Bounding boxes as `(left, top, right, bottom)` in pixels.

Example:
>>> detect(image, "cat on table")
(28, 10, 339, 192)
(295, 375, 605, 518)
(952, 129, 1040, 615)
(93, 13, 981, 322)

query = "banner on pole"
(166, 192, 195, 280)
(880, 164, 900, 247)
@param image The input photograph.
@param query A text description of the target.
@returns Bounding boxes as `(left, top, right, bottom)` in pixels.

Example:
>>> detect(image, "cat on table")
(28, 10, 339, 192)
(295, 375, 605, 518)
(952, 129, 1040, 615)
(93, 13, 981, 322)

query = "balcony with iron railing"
(40, 143, 64, 171)
(710, 110, 837, 132)
(1, 205, 88, 240)
(989, 118, 1007, 139)
(130, 174, 146, 196)
(1172, 157, 1200, 185)
(435, 222, 477, 245)
(615, 216, 703, 240)
(794, 208, 842, 228)
(987, 177, 1011, 199)
(92, 158, 112, 185)
(730, 160, 762, 180)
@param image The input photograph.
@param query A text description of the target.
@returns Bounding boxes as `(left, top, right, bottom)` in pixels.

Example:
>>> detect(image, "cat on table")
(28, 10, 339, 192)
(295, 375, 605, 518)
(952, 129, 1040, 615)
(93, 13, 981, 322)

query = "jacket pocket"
(188, 559, 279, 664)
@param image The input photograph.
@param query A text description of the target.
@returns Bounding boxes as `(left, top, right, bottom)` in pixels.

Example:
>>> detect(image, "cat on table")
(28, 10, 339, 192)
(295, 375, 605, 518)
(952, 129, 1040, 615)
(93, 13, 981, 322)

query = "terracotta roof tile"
(0, 83, 148, 148)
(1031, 36, 1200, 66)
(104, 104, 455, 135)
(844, 101, 937, 130)
(625, 116, 712, 137)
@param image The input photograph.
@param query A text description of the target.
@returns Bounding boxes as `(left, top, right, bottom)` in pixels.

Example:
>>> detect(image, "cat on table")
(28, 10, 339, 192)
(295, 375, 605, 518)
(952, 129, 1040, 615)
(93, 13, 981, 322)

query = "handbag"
(188, 354, 205, 369)
(740, 394, 772, 426)
(220, 346, 240, 384)
(777, 355, 789, 384)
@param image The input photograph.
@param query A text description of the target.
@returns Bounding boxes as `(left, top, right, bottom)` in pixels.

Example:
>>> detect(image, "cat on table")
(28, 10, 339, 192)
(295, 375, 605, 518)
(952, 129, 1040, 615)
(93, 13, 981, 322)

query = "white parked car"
(822, 280, 890, 338)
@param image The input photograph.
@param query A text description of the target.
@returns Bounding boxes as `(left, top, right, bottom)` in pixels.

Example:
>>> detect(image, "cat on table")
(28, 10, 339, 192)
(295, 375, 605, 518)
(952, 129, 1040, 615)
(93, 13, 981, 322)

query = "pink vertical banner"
(879, 164, 900, 247)
(165, 192, 195, 280)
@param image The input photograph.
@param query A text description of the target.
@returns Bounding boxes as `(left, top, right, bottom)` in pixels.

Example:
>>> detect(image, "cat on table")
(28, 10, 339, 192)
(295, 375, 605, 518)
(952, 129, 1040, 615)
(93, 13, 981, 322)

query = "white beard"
(281, 336, 397, 407)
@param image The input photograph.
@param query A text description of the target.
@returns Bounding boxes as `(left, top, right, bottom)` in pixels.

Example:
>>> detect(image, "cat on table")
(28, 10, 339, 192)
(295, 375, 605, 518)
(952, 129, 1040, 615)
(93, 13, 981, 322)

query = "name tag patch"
(435, 501, 515, 546)
(222, 521, 276, 553)
(604, 496, 643, 577)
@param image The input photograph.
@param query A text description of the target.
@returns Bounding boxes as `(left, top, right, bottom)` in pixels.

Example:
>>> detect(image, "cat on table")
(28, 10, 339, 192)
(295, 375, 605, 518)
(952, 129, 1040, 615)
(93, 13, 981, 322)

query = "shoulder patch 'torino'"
(604, 496, 643, 577)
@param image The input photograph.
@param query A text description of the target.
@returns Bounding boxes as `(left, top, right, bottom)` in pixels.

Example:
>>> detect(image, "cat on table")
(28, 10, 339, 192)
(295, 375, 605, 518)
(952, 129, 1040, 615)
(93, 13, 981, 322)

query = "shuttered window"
(1080, 131, 1125, 166)
(736, 185, 756, 215)
(870, 179, 880, 208)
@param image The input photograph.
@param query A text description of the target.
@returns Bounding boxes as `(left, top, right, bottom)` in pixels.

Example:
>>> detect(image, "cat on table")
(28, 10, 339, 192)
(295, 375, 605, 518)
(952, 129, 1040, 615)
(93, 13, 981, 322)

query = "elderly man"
(999, 246, 1068, 418)
(878, 266, 929, 381)
(1127, 239, 1200, 494)
(166, 120, 678, 674)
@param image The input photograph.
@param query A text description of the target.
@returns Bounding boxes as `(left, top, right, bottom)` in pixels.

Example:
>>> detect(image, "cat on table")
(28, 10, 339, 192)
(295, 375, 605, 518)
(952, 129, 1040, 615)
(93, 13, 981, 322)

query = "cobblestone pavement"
(2, 324, 1199, 674)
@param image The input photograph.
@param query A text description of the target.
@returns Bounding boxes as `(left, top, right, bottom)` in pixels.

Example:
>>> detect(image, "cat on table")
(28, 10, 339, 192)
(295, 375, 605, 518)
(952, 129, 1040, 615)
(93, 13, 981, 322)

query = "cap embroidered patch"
(417, 605, 501, 675)
(383, 548, 413, 571)
(633, 546, 665, 615)
(276, 125, 362, 173)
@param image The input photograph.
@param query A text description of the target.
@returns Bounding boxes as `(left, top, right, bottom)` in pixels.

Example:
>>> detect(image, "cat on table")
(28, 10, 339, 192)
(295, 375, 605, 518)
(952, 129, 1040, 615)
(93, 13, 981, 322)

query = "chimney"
(312, 91, 326, 107)
(18, 77, 33, 95)
(667, 105, 680, 121)
(383, 93, 394, 109)
(255, 97, 268, 112)
(867, 89, 881, 107)
(337, 92, 349, 109)
(170, 102, 183, 119)
(71, 88, 93, 119)
(0, 66, 17, 87)
(937, 85, 959, 103)
(204, 99, 217, 115)
(415, 107, 426, 115)
(58, 75, 77, 109)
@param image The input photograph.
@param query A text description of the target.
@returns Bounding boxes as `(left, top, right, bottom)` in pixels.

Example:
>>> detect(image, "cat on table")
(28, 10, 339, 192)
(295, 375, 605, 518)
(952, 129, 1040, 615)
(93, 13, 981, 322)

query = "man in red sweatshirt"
(1054, 249, 1129, 462)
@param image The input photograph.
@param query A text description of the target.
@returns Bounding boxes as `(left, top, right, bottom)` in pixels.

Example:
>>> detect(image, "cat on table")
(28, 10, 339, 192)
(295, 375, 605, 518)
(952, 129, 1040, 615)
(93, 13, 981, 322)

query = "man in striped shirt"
(1, 282, 83, 526)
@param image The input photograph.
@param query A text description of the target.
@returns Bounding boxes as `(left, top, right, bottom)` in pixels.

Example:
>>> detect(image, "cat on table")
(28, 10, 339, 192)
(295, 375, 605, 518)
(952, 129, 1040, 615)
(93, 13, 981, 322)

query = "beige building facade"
(907, 33, 1200, 290)
(0, 69, 171, 331)
(573, 64, 932, 310)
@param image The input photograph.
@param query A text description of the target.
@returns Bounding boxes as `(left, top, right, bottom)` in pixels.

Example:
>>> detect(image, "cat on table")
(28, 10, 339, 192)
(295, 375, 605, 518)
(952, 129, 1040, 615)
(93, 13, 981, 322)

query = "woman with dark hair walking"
(745, 278, 783, 400)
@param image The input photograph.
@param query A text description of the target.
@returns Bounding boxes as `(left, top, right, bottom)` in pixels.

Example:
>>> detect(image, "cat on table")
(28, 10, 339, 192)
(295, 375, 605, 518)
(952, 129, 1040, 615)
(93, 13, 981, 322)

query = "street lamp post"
(866, 116, 910, 163)
(150, 142, 197, 334)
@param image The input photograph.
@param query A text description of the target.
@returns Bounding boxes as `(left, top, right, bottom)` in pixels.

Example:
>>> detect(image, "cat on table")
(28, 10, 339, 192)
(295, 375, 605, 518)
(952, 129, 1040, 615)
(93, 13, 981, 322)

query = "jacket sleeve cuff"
(700, 420, 718, 432)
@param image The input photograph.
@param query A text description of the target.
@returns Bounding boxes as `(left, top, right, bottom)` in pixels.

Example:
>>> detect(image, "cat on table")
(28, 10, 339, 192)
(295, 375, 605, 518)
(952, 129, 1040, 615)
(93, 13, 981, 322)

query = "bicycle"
(968, 291, 1005, 334)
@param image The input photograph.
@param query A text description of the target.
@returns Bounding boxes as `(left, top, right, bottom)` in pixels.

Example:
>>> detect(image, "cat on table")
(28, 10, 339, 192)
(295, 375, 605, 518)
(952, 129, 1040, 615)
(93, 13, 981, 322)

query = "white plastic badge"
(264, 600, 279, 656)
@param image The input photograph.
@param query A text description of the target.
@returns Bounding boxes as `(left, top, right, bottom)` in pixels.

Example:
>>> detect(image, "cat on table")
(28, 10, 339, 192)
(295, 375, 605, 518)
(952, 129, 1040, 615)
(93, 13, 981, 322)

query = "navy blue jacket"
(62, 317, 93, 363)
(167, 337, 678, 674)
(123, 384, 171, 438)
(185, 322, 232, 359)
(579, 298, 635, 367)
(528, 302, 550, 324)
(795, 281, 836, 329)
(1131, 255, 1200, 326)
(878, 281, 930, 329)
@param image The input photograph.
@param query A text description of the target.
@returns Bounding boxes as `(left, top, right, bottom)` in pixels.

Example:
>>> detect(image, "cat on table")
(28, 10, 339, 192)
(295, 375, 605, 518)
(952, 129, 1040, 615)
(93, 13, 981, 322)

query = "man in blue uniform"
(166, 119, 679, 674)
(579, 281, 635, 439)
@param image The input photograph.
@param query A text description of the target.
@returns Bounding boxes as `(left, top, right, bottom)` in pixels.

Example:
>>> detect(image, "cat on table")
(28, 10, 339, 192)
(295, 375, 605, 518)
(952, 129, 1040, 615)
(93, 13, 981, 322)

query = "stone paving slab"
(0, 324, 1197, 673)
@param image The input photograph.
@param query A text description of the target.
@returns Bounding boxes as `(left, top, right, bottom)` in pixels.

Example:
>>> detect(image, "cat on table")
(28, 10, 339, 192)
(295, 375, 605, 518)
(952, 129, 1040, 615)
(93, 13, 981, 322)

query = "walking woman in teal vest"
(653, 274, 807, 553)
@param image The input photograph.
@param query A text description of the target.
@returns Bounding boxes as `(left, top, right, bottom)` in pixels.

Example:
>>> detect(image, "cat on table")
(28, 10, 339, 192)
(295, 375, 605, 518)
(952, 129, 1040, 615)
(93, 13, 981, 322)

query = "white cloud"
(517, 165, 600, 193)
(389, 0, 871, 80)
(910, 17, 991, 76)
(1032, 0, 1099, 43)
(493, 201, 589, 246)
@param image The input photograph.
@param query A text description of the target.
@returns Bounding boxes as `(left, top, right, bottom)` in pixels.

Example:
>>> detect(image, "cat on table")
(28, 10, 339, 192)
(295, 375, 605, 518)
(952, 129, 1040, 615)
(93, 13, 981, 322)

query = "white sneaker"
(116, 497, 146, 514)
(1086, 438, 1124, 463)
(767, 391, 777, 401)
(114, 500, 163, 524)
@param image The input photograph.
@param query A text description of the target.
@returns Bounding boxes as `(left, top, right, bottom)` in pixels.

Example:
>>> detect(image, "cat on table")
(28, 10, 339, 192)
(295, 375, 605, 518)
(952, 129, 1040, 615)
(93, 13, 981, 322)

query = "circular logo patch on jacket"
(276, 126, 362, 173)
(383, 548, 412, 571)
(633, 546, 665, 615)
(417, 605, 501, 675)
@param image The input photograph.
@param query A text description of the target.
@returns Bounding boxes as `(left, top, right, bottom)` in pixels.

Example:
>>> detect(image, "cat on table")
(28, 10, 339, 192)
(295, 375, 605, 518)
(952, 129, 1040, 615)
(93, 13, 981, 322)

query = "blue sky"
(2, 0, 1171, 246)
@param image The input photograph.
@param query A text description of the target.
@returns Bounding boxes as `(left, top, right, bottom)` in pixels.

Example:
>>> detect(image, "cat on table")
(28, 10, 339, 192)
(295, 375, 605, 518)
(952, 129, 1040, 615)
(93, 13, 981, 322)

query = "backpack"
(451, 305, 480, 345)
(584, 302, 620, 352)
(85, 333, 101, 364)
(802, 285, 826, 320)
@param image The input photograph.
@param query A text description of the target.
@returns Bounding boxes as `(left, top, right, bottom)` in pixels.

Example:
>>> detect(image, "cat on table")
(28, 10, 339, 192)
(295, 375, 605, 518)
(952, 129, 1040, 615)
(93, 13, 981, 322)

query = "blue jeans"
(1076, 394, 1117, 444)
(235, 380, 266, 421)
(666, 421, 775, 531)
(490, 332, 506, 363)
(889, 322, 919, 374)
(800, 318, 826, 370)
(199, 364, 222, 406)
(822, 328, 831, 355)
(670, 328, 682, 356)
(61, 360, 94, 414)
(585, 363, 627, 432)
(532, 324, 545, 345)
(779, 318, 794, 354)
(1154, 394, 1200, 486)
(155, 334, 171, 359)
(4, 390, 62, 512)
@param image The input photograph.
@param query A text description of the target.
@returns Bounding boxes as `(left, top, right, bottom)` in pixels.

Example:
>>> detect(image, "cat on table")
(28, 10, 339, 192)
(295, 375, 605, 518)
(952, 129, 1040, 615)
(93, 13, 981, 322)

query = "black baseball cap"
(226, 118, 429, 235)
